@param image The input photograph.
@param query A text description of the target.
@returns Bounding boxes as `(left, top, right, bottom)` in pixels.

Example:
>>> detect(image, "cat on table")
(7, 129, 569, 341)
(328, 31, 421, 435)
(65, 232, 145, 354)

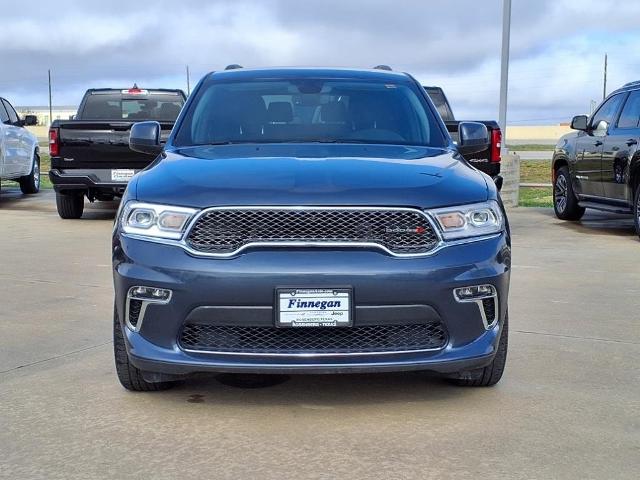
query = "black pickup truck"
(424, 86, 502, 178)
(49, 87, 186, 218)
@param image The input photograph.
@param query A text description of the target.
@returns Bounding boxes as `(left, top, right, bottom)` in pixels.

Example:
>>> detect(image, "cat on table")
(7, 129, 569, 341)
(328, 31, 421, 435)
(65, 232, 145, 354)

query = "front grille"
(185, 207, 439, 256)
(482, 297, 496, 324)
(179, 322, 448, 354)
(128, 299, 143, 328)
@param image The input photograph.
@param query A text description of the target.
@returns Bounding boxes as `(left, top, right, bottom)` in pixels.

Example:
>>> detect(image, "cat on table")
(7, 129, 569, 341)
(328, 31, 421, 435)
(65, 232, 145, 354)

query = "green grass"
(519, 187, 553, 207)
(506, 144, 554, 151)
(520, 159, 551, 184)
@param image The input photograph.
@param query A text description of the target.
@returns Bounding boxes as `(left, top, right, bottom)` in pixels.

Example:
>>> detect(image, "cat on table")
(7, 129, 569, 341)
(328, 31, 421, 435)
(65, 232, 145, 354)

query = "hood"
(135, 144, 489, 209)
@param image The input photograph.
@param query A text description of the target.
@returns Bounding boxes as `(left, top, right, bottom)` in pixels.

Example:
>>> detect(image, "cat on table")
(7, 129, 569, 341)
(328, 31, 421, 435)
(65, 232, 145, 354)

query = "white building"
(15, 106, 78, 126)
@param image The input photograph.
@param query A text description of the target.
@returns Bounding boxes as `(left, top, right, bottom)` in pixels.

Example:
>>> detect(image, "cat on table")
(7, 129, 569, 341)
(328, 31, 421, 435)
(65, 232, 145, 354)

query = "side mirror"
(457, 121, 490, 156)
(570, 115, 588, 131)
(129, 121, 162, 155)
(23, 115, 38, 126)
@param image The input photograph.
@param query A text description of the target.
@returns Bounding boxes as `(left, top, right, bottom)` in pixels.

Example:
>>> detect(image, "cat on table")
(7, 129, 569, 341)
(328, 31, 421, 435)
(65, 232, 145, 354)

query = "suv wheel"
(553, 166, 585, 220)
(449, 313, 508, 387)
(19, 154, 40, 194)
(55, 192, 84, 219)
(113, 306, 176, 392)
(634, 184, 640, 239)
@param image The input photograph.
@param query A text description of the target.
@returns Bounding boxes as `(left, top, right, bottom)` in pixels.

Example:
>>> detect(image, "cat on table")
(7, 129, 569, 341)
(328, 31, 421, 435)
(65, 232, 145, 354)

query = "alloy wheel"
(554, 174, 568, 213)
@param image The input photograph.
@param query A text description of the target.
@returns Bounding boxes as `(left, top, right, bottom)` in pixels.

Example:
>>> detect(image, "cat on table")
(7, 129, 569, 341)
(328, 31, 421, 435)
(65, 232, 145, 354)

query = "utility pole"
(498, 0, 511, 152)
(48, 69, 53, 126)
(602, 53, 607, 100)
(186, 65, 191, 96)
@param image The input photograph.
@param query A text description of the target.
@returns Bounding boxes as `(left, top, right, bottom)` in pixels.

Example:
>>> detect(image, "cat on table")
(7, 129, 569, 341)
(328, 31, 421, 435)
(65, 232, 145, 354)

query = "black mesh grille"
(128, 299, 143, 328)
(482, 297, 496, 323)
(185, 208, 439, 255)
(179, 322, 447, 354)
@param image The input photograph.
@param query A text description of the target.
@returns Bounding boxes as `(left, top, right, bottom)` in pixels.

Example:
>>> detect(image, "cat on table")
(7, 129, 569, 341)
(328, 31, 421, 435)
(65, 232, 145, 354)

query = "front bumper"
(113, 234, 511, 375)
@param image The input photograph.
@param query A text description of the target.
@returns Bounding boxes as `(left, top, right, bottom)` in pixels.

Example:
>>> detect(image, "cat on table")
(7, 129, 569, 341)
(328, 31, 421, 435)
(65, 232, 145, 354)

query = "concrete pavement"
(1, 188, 639, 479)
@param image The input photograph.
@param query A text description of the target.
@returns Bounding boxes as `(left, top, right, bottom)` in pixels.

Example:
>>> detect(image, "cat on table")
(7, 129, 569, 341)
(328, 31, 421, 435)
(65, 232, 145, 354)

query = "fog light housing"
(453, 284, 496, 301)
(125, 286, 172, 331)
(129, 286, 172, 302)
(453, 284, 498, 329)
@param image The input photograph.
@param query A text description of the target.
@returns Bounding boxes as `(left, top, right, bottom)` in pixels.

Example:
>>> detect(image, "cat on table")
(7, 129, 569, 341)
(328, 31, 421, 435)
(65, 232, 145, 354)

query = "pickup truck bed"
(49, 87, 185, 218)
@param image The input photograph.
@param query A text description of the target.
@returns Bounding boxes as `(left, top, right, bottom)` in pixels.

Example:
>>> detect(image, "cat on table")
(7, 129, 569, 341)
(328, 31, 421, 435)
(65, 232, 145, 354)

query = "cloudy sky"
(2, 0, 640, 124)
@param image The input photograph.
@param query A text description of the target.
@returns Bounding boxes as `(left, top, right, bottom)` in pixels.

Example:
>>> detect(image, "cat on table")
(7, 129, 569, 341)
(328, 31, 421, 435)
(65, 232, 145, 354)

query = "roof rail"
(225, 64, 243, 70)
(373, 65, 392, 71)
(623, 80, 640, 88)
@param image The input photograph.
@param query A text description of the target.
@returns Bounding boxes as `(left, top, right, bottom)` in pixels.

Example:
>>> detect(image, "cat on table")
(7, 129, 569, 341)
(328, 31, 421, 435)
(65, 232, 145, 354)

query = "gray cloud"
(2, 0, 640, 123)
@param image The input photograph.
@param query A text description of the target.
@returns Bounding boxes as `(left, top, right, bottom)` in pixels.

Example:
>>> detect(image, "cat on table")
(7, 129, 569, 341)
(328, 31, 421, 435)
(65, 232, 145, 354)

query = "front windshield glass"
(174, 78, 446, 147)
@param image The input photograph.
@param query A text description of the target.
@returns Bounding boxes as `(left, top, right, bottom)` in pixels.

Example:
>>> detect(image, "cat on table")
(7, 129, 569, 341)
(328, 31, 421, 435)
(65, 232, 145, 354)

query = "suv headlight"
(428, 200, 504, 240)
(120, 202, 198, 240)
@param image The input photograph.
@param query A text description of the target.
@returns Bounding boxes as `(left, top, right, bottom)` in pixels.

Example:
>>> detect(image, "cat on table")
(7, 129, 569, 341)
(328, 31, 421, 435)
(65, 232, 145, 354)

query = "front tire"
(449, 313, 509, 387)
(553, 166, 585, 220)
(113, 306, 175, 392)
(19, 154, 40, 194)
(55, 192, 84, 219)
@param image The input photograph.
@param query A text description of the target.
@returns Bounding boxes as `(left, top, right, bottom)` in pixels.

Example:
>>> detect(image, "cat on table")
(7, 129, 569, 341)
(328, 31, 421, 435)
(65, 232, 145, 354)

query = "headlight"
(428, 200, 504, 240)
(120, 202, 198, 240)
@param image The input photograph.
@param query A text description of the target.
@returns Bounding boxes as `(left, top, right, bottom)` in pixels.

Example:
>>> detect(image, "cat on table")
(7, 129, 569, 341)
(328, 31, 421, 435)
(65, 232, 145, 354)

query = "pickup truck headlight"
(428, 200, 504, 240)
(120, 202, 198, 240)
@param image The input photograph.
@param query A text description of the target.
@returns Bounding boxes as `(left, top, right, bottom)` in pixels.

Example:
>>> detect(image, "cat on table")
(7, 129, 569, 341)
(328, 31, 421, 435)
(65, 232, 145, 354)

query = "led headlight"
(120, 202, 198, 240)
(428, 200, 504, 240)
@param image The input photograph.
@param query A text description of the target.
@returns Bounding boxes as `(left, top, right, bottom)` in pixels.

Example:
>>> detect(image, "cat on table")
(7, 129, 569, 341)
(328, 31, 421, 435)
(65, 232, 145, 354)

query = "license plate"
(276, 288, 352, 327)
(111, 169, 135, 182)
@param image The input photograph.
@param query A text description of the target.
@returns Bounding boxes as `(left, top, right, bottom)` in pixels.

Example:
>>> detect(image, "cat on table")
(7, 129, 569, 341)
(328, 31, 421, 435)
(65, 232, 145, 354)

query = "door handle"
(594, 140, 603, 146)
(626, 138, 638, 146)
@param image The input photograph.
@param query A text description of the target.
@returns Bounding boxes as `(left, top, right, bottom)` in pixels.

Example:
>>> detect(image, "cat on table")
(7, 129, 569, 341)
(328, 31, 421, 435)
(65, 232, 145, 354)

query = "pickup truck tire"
(55, 192, 84, 219)
(449, 312, 508, 387)
(634, 184, 640, 239)
(113, 306, 176, 392)
(553, 166, 585, 220)
(18, 154, 40, 194)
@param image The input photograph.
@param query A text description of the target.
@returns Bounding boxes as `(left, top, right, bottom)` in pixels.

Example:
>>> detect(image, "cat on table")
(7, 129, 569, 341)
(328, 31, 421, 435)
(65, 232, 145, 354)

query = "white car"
(0, 97, 40, 194)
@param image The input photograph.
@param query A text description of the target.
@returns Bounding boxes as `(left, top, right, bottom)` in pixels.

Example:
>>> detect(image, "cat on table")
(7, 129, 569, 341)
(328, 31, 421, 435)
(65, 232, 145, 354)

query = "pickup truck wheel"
(553, 166, 585, 220)
(634, 185, 640, 239)
(55, 192, 84, 219)
(113, 306, 176, 392)
(18, 154, 40, 194)
(449, 312, 508, 387)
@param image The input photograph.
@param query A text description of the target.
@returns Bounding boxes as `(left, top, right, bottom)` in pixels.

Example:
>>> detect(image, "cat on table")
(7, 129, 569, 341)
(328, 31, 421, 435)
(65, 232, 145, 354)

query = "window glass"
(175, 78, 446, 147)
(616, 91, 640, 129)
(590, 94, 624, 128)
(81, 94, 184, 121)
(0, 100, 9, 124)
(2, 99, 19, 124)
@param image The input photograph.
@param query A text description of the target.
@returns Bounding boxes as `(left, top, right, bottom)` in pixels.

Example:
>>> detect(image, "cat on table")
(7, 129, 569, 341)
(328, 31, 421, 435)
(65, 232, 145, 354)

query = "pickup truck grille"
(185, 207, 440, 256)
(179, 322, 448, 354)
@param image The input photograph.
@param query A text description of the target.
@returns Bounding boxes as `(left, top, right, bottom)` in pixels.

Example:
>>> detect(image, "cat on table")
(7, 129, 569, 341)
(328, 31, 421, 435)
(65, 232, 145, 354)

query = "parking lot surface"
(1, 188, 639, 479)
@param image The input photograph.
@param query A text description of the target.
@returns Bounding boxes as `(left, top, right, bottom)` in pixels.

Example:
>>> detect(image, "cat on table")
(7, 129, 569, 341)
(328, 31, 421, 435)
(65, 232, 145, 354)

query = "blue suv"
(112, 67, 511, 391)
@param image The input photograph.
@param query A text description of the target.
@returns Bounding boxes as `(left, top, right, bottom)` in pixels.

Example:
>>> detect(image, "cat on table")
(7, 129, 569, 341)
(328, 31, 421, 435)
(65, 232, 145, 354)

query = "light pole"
(498, 0, 511, 152)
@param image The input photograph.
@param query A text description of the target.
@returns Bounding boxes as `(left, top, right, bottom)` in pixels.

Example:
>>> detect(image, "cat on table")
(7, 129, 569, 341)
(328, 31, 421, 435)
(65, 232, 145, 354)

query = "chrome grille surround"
(184, 206, 441, 257)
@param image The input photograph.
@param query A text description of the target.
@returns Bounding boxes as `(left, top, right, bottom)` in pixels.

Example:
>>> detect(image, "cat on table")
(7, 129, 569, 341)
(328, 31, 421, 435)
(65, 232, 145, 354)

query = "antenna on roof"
(132, 83, 139, 89)
(225, 64, 243, 70)
(373, 65, 392, 71)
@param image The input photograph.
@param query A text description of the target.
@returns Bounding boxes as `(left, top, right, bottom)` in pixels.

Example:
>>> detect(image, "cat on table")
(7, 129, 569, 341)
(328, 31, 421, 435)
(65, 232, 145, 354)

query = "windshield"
(174, 78, 446, 147)
(81, 93, 185, 121)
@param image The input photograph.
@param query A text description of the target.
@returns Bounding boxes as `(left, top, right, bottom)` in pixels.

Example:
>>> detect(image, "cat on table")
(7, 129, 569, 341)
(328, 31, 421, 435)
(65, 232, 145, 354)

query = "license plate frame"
(111, 169, 136, 182)
(275, 287, 353, 328)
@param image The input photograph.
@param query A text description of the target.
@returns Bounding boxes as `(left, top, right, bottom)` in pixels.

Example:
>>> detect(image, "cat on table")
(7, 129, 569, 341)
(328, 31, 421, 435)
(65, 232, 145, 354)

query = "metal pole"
(603, 53, 607, 100)
(186, 65, 191, 96)
(498, 0, 511, 151)
(48, 69, 53, 126)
